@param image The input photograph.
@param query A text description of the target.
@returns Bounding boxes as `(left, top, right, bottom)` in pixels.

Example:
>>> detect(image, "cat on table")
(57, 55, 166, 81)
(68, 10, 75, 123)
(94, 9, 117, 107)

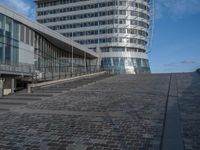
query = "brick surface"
(0, 73, 199, 150)
(176, 73, 200, 150)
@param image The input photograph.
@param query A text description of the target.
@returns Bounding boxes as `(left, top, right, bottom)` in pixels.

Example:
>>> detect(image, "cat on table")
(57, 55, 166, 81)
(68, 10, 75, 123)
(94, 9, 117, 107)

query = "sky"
(0, 0, 200, 73)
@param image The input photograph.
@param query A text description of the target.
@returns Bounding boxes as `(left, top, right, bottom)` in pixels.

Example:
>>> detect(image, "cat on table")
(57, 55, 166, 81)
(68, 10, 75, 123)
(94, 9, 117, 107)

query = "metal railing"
(0, 61, 102, 83)
(0, 62, 34, 75)
(31, 65, 102, 83)
(101, 66, 151, 74)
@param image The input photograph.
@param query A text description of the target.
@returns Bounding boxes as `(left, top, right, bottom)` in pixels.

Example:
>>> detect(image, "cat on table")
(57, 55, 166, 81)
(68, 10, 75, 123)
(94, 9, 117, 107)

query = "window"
(13, 47, 18, 64)
(119, 10, 126, 15)
(0, 34, 4, 43)
(113, 58, 120, 66)
(101, 58, 112, 67)
(119, 1, 126, 6)
(127, 48, 137, 52)
(26, 27, 30, 44)
(119, 19, 126, 24)
(0, 14, 4, 30)
(5, 17, 12, 32)
(13, 21, 19, 40)
(119, 28, 126, 33)
(0, 43, 3, 61)
(5, 37, 11, 45)
(5, 17, 12, 38)
(5, 45, 11, 63)
(136, 58, 141, 67)
(30, 30, 34, 46)
(112, 47, 125, 52)
(101, 47, 109, 52)
(20, 25, 24, 42)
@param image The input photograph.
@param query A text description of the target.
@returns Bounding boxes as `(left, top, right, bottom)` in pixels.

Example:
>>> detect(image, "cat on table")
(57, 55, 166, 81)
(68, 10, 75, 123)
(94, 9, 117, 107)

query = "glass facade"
(0, 13, 96, 76)
(36, 0, 151, 74)
(101, 57, 150, 74)
(34, 32, 93, 73)
(0, 13, 18, 65)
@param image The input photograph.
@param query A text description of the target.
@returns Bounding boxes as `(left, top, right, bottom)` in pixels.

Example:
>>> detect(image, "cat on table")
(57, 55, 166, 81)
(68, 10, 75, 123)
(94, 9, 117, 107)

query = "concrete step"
(33, 90, 63, 93)
(16, 93, 53, 97)
(42, 80, 104, 90)
(0, 105, 12, 110)
(0, 101, 27, 105)
(0, 96, 41, 101)
(36, 88, 62, 91)
(0, 99, 34, 104)
(41, 87, 70, 90)
(0, 108, 9, 112)
(50, 82, 90, 88)
(59, 85, 84, 88)
(31, 73, 113, 94)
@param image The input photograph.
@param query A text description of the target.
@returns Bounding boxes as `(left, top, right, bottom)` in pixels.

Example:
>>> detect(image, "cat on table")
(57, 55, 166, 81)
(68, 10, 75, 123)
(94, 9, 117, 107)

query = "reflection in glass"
(0, 43, 3, 62)
(5, 45, 11, 63)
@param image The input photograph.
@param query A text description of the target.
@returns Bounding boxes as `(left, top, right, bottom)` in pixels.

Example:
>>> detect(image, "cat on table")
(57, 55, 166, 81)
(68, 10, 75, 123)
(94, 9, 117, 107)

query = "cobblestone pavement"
(0, 73, 199, 150)
(176, 73, 200, 150)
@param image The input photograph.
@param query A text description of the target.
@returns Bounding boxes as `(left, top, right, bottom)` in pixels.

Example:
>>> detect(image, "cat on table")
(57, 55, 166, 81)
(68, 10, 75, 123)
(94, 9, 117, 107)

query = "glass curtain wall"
(0, 13, 19, 65)
(0, 13, 97, 76)
(34, 33, 92, 74)
(101, 57, 150, 74)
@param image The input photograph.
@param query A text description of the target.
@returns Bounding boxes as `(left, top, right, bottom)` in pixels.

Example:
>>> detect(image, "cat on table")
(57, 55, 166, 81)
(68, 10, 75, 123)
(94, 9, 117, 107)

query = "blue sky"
(0, 0, 200, 73)
(150, 0, 200, 73)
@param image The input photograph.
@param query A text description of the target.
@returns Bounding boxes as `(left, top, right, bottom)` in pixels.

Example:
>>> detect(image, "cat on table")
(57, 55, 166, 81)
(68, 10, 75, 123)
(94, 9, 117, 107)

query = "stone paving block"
(0, 73, 199, 149)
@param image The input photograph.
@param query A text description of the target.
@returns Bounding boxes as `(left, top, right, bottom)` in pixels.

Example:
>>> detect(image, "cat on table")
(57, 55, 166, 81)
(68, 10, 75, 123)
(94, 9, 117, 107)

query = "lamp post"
(71, 31, 74, 76)
(84, 31, 87, 74)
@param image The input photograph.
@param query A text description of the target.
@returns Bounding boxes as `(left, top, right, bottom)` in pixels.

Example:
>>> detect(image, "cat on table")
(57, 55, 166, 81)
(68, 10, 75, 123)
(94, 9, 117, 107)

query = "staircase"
(0, 73, 113, 113)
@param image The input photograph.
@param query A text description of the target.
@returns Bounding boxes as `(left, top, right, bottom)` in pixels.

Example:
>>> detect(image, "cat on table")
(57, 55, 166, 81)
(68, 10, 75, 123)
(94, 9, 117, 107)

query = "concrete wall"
(0, 77, 16, 96)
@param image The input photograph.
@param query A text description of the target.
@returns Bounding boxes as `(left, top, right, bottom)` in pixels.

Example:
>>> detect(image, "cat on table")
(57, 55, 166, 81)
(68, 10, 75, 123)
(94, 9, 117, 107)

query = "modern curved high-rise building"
(35, 0, 152, 74)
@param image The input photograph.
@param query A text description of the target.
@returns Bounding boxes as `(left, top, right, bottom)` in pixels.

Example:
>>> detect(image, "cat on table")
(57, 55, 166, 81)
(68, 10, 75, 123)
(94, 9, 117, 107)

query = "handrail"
(27, 71, 106, 93)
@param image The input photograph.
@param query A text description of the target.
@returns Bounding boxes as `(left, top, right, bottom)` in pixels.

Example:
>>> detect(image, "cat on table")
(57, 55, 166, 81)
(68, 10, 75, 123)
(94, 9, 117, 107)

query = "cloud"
(156, 0, 200, 19)
(180, 60, 200, 65)
(161, 59, 200, 73)
(163, 59, 200, 69)
(163, 62, 177, 67)
(1, 0, 35, 19)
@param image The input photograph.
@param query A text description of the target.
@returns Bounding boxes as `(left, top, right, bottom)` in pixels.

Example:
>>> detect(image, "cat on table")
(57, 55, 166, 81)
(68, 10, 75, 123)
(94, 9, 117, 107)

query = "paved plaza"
(0, 73, 200, 150)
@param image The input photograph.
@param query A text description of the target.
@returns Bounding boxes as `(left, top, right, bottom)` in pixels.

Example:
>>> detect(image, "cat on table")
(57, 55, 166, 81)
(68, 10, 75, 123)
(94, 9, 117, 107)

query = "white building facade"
(35, 0, 152, 74)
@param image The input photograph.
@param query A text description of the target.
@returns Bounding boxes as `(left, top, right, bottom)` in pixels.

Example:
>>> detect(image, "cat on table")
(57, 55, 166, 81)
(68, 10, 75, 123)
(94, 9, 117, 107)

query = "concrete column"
(0, 78, 4, 97)
(84, 52, 87, 73)
(3, 78, 12, 95)
(96, 46, 101, 72)
(11, 78, 15, 94)
(71, 32, 74, 74)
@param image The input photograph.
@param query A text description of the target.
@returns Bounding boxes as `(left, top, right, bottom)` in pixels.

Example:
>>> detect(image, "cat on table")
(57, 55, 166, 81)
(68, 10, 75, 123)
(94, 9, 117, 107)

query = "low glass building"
(0, 4, 98, 95)
(0, 5, 98, 76)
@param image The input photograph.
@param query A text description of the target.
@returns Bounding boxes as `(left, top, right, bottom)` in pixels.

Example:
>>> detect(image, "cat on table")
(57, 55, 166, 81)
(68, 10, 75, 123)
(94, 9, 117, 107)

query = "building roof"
(0, 4, 98, 59)
(34, 0, 55, 2)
